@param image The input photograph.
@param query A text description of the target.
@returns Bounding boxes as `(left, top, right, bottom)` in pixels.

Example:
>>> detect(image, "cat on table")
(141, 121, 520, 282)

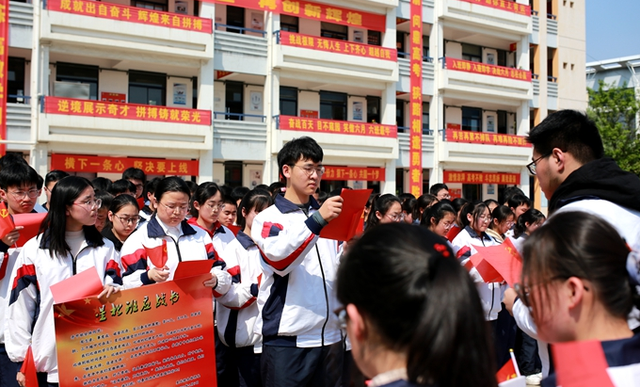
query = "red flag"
(20, 346, 38, 387)
(551, 340, 615, 387)
(0, 201, 15, 239)
(496, 357, 518, 383)
(137, 196, 145, 210)
(145, 239, 168, 268)
(446, 225, 462, 242)
(226, 225, 241, 236)
(13, 212, 47, 247)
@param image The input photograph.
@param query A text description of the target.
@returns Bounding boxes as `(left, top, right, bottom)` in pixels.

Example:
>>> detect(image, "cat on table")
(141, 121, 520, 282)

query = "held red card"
(319, 189, 372, 241)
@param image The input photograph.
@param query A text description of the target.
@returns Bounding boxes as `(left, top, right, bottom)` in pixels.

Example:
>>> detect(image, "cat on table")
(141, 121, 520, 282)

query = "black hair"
(527, 110, 604, 165)
(402, 197, 416, 216)
(337, 223, 497, 387)
(154, 177, 191, 202)
(277, 136, 323, 184)
(268, 181, 286, 198)
(513, 208, 546, 238)
(451, 197, 468, 213)
(459, 201, 490, 229)
(0, 153, 28, 171)
(365, 194, 401, 231)
(109, 179, 136, 196)
(316, 191, 329, 205)
(489, 205, 515, 233)
(500, 186, 526, 206)
(413, 194, 438, 221)
(398, 193, 416, 202)
(91, 177, 112, 193)
(429, 183, 449, 196)
(254, 184, 269, 191)
(507, 193, 531, 210)
(190, 182, 221, 218)
(105, 193, 139, 229)
(39, 176, 104, 258)
(184, 180, 198, 196)
(483, 198, 499, 209)
(45, 170, 69, 187)
(95, 190, 114, 211)
(522, 211, 640, 321)
(231, 186, 250, 203)
(122, 167, 146, 184)
(236, 189, 273, 229)
(143, 177, 162, 201)
(222, 195, 237, 206)
(0, 162, 41, 190)
(420, 201, 456, 229)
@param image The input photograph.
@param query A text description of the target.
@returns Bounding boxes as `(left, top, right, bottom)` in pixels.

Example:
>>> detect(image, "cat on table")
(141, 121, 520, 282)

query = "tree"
(587, 79, 640, 176)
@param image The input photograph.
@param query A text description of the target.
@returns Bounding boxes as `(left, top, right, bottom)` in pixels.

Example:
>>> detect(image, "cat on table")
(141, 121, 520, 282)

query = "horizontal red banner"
(44, 97, 211, 126)
(280, 31, 397, 61)
(446, 57, 531, 82)
(458, 0, 531, 16)
(51, 154, 199, 176)
(444, 171, 520, 185)
(48, 0, 212, 33)
(446, 129, 531, 147)
(280, 115, 397, 138)
(323, 166, 385, 181)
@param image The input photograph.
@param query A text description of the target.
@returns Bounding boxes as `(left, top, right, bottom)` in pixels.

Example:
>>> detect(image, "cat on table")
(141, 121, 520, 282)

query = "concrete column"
(263, 11, 278, 185)
(518, 34, 530, 70)
(196, 1, 216, 182)
(381, 159, 396, 194)
(517, 100, 529, 136)
(429, 20, 444, 188)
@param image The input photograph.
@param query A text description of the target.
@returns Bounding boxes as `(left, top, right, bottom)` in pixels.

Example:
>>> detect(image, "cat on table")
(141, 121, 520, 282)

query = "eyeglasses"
(527, 152, 551, 175)
(205, 201, 224, 211)
(291, 164, 325, 177)
(514, 277, 590, 307)
(386, 213, 403, 222)
(9, 188, 40, 199)
(74, 198, 102, 210)
(160, 202, 189, 214)
(478, 214, 493, 222)
(115, 215, 140, 225)
(440, 221, 454, 229)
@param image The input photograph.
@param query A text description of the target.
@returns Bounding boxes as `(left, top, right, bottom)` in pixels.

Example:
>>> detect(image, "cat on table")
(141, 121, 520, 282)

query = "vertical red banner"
(0, 0, 8, 156)
(409, 0, 422, 197)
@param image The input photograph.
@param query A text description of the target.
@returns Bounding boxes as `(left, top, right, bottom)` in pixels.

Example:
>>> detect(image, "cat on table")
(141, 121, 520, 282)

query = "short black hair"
(231, 186, 250, 203)
(527, 110, 604, 164)
(507, 193, 530, 209)
(429, 183, 448, 196)
(45, 170, 69, 187)
(277, 137, 323, 183)
(122, 167, 146, 183)
(109, 179, 136, 196)
(92, 177, 112, 193)
(0, 162, 41, 190)
(0, 153, 28, 171)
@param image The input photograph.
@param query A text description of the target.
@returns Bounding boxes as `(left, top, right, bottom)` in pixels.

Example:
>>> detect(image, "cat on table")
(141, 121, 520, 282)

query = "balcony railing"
(276, 31, 397, 62)
(443, 128, 530, 147)
(213, 112, 266, 122)
(443, 57, 531, 82)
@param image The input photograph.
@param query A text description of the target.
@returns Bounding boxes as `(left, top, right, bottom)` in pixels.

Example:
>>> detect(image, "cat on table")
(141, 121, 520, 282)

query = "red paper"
(551, 340, 615, 387)
(145, 239, 168, 268)
(319, 189, 372, 241)
(496, 357, 518, 383)
(50, 266, 104, 304)
(227, 224, 241, 236)
(136, 196, 145, 210)
(474, 240, 523, 287)
(13, 212, 46, 247)
(469, 251, 504, 283)
(174, 259, 214, 280)
(20, 346, 38, 387)
(0, 201, 15, 239)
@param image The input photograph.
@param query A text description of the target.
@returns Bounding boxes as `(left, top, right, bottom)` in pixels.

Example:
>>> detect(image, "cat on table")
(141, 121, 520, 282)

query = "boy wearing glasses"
(252, 136, 344, 387)
(0, 162, 42, 387)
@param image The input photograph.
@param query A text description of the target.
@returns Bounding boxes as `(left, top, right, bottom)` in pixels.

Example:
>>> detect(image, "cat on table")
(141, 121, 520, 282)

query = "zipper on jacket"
(167, 235, 184, 262)
(303, 209, 330, 347)
(71, 245, 93, 275)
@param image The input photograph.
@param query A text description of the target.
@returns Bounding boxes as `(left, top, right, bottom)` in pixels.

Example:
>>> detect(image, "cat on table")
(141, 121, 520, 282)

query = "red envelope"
(145, 239, 168, 268)
(13, 212, 47, 247)
(552, 340, 615, 387)
(50, 266, 104, 304)
(319, 189, 372, 241)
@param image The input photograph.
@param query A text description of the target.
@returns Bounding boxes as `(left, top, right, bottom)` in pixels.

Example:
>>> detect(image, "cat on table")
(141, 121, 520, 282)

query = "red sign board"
(446, 123, 461, 131)
(446, 57, 531, 81)
(100, 92, 126, 103)
(300, 110, 318, 118)
(408, 0, 423, 197)
(44, 97, 211, 126)
(444, 171, 520, 185)
(458, 0, 531, 16)
(0, 0, 8, 156)
(279, 115, 397, 138)
(215, 71, 233, 80)
(280, 31, 397, 61)
(51, 154, 199, 176)
(323, 166, 385, 181)
(446, 129, 531, 147)
(48, 0, 213, 33)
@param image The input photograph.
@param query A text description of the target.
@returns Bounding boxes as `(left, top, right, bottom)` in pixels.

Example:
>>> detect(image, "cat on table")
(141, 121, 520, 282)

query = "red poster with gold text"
(54, 266, 216, 386)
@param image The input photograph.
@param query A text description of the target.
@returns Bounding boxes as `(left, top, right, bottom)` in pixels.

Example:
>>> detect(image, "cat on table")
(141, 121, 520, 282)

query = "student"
(401, 196, 416, 224)
(512, 209, 546, 240)
(122, 167, 146, 200)
(365, 193, 402, 231)
(5, 176, 121, 386)
(411, 194, 438, 225)
(420, 201, 456, 239)
(102, 194, 140, 252)
(251, 136, 344, 387)
(120, 177, 231, 291)
(94, 190, 114, 233)
(219, 195, 238, 228)
(91, 177, 112, 193)
(507, 194, 530, 222)
(337, 223, 498, 387)
(138, 177, 161, 224)
(42, 170, 69, 210)
(518, 212, 640, 386)
(486, 205, 515, 243)
(216, 189, 273, 387)
(484, 198, 499, 214)
(429, 183, 451, 201)
(446, 197, 469, 242)
(188, 182, 236, 255)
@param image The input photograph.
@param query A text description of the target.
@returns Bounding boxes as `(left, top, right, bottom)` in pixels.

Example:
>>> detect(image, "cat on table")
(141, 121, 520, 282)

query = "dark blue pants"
(0, 343, 19, 387)
(261, 341, 343, 387)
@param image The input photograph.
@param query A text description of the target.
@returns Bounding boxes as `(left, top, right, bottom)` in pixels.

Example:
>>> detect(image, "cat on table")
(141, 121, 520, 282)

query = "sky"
(585, 1, 640, 63)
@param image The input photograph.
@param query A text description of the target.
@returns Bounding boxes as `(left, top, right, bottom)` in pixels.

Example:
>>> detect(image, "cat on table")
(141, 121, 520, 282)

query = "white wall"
(244, 85, 264, 122)
(298, 90, 319, 114)
(98, 70, 128, 97)
(212, 162, 224, 184)
(446, 107, 462, 126)
(446, 42, 462, 58)
(213, 81, 225, 113)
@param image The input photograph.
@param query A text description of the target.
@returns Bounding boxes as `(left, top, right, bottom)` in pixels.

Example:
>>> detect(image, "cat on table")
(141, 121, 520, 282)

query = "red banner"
(48, 0, 213, 33)
(0, 0, 8, 156)
(44, 97, 211, 126)
(408, 0, 423, 197)
(51, 154, 199, 176)
(446, 129, 530, 147)
(444, 171, 520, 185)
(458, 0, 531, 16)
(204, 0, 386, 32)
(279, 115, 397, 138)
(323, 166, 385, 181)
(280, 31, 396, 61)
(446, 57, 531, 81)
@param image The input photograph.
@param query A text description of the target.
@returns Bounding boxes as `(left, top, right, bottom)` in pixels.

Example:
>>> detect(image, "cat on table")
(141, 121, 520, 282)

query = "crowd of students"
(0, 109, 639, 387)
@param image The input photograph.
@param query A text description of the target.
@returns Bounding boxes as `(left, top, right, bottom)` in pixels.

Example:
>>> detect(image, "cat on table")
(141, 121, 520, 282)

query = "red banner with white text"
(323, 166, 385, 181)
(279, 115, 397, 138)
(0, 0, 8, 156)
(280, 31, 396, 61)
(409, 0, 423, 197)
(446, 57, 531, 81)
(458, 0, 531, 16)
(446, 129, 531, 147)
(51, 154, 199, 176)
(444, 171, 520, 185)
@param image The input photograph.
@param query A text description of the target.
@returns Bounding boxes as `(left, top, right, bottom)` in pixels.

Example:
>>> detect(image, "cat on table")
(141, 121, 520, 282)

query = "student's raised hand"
(318, 196, 343, 222)
(148, 266, 170, 283)
(2, 226, 24, 247)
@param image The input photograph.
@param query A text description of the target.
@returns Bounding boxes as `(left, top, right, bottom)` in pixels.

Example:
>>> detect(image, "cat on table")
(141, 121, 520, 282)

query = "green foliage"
(587, 79, 640, 176)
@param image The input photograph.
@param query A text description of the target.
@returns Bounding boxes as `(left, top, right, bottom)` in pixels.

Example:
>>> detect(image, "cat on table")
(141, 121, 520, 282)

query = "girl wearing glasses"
(188, 182, 236, 254)
(5, 176, 121, 387)
(420, 201, 456, 239)
(512, 209, 546, 240)
(486, 205, 515, 244)
(365, 194, 402, 231)
(518, 211, 640, 386)
(102, 194, 140, 252)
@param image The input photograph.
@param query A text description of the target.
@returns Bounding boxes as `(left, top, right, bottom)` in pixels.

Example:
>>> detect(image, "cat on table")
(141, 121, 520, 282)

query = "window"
(224, 161, 243, 187)
(547, 47, 557, 79)
(462, 184, 482, 201)
(8, 57, 25, 103)
(225, 81, 244, 120)
(462, 43, 482, 62)
(56, 62, 99, 100)
(280, 86, 298, 116)
(497, 49, 507, 67)
(422, 102, 429, 133)
(422, 36, 430, 59)
(227, 6, 245, 34)
(129, 70, 166, 106)
(321, 22, 348, 40)
(366, 96, 380, 123)
(193, 76, 198, 109)
(320, 91, 347, 120)
(281, 15, 299, 32)
(497, 110, 508, 134)
(396, 32, 406, 57)
(133, 0, 167, 11)
(396, 99, 405, 129)
(368, 30, 381, 46)
(462, 107, 482, 132)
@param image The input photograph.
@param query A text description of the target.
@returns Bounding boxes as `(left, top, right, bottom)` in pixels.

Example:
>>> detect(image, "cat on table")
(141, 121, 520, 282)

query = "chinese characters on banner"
(0, 0, 7, 156)
(446, 57, 532, 82)
(48, 0, 213, 33)
(446, 129, 531, 147)
(458, 0, 531, 16)
(44, 97, 212, 126)
(51, 154, 199, 176)
(280, 31, 397, 61)
(323, 166, 385, 181)
(279, 115, 397, 138)
(203, 0, 386, 32)
(409, 0, 422, 197)
(443, 171, 520, 185)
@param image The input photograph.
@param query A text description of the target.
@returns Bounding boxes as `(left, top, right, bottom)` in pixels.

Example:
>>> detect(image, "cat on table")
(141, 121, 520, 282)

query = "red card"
(50, 266, 104, 304)
(145, 239, 168, 268)
(13, 212, 46, 247)
(319, 189, 372, 241)
(474, 240, 523, 287)
(173, 260, 215, 280)
(551, 340, 615, 387)
(469, 251, 505, 283)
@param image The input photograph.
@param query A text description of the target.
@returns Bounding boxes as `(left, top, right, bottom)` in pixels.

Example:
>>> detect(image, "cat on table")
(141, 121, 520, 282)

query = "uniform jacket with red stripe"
(251, 195, 342, 348)
(186, 217, 236, 258)
(4, 233, 121, 384)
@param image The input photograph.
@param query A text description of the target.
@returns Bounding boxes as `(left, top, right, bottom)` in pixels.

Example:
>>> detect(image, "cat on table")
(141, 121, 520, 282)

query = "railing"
(216, 23, 266, 37)
(9, 1, 34, 25)
(7, 94, 32, 104)
(213, 112, 266, 122)
(547, 17, 558, 35)
(532, 79, 540, 95)
(398, 52, 434, 63)
(532, 14, 539, 32)
(547, 13, 557, 20)
(547, 81, 558, 98)
(548, 76, 557, 82)
(214, 29, 268, 57)
(397, 126, 433, 135)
